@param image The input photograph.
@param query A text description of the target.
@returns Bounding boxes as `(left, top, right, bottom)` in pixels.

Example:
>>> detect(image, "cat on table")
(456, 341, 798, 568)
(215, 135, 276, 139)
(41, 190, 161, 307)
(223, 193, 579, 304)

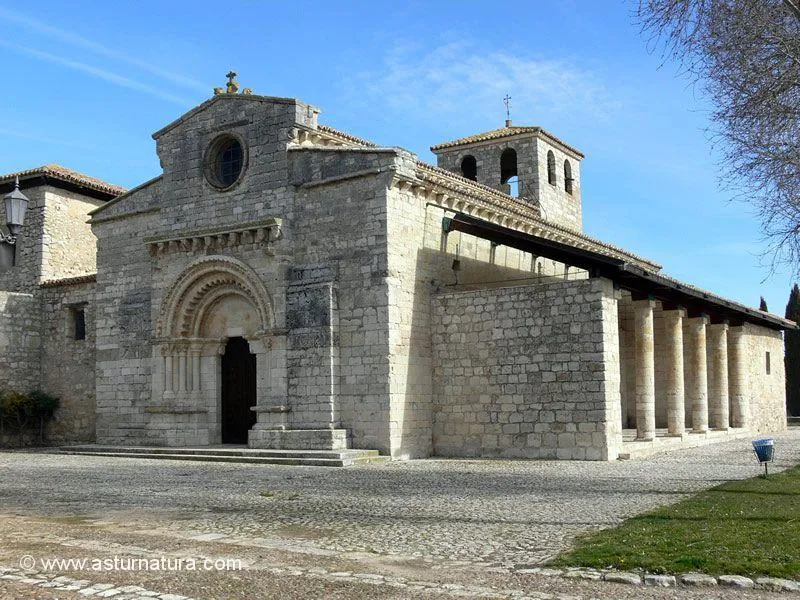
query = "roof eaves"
(431, 126, 585, 159)
(0, 165, 125, 199)
(417, 161, 659, 270)
(316, 124, 379, 147)
(39, 273, 97, 288)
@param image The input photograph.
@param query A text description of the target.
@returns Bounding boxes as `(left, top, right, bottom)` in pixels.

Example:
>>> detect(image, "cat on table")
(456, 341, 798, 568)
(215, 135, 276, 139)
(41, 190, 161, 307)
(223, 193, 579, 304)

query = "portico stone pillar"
(634, 299, 656, 441)
(708, 322, 730, 430)
(663, 309, 686, 437)
(686, 315, 709, 433)
(728, 326, 749, 428)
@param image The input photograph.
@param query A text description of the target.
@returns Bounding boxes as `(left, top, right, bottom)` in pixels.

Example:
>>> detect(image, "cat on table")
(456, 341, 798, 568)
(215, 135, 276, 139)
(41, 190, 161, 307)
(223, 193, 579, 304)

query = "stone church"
(0, 76, 793, 460)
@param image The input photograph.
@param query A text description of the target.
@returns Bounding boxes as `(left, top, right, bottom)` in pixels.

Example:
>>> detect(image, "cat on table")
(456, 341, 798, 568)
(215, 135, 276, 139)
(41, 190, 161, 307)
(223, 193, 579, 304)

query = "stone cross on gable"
(214, 71, 252, 96)
(226, 71, 239, 94)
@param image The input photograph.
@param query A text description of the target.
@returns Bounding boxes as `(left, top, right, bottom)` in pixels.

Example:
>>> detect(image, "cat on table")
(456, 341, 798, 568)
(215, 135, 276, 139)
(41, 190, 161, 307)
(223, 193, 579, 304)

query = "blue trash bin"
(753, 438, 774, 463)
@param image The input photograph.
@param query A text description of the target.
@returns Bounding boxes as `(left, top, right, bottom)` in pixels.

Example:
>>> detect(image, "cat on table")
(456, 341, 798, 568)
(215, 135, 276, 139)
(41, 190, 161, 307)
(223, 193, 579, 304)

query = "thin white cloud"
(0, 40, 193, 106)
(0, 6, 206, 93)
(0, 127, 89, 149)
(351, 41, 620, 125)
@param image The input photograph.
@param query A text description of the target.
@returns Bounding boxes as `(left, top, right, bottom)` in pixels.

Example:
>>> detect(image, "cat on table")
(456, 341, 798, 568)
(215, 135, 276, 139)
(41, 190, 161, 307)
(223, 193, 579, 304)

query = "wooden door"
(221, 336, 257, 444)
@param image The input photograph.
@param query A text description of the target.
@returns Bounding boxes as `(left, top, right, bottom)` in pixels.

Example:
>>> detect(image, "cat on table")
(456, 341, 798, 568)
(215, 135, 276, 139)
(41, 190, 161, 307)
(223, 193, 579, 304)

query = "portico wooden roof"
(443, 213, 796, 331)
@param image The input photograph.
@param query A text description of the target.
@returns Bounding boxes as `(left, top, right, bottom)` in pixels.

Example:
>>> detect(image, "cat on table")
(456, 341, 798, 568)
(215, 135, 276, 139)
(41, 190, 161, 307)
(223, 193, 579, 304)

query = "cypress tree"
(760, 296, 769, 312)
(785, 284, 800, 416)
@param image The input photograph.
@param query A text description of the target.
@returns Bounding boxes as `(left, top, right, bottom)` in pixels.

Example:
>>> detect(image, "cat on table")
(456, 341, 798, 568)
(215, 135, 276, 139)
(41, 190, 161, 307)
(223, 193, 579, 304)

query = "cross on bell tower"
(503, 94, 512, 127)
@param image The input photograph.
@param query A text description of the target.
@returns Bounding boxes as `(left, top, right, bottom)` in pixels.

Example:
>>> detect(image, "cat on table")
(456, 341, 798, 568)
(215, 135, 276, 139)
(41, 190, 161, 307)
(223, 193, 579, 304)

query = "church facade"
(0, 79, 793, 460)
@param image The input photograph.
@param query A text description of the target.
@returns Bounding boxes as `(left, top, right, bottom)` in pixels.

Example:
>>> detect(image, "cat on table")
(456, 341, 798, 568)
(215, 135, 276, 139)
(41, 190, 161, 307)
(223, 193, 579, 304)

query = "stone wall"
(534, 138, 582, 232)
(40, 281, 96, 442)
(0, 181, 103, 445)
(431, 277, 622, 460)
(92, 202, 158, 445)
(0, 292, 41, 392)
(0, 187, 47, 294)
(384, 179, 579, 458)
(40, 188, 104, 281)
(289, 149, 401, 454)
(0, 185, 104, 292)
(745, 324, 787, 433)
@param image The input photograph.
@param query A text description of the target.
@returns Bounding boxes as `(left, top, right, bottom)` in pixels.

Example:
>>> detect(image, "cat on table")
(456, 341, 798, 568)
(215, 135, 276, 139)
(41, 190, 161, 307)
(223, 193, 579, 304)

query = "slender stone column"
(728, 326, 749, 428)
(708, 322, 730, 430)
(165, 354, 174, 393)
(634, 299, 656, 441)
(178, 352, 187, 393)
(161, 356, 168, 392)
(191, 350, 201, 392)
(663, 309, 686, 437)
(686, 315, 709, 432)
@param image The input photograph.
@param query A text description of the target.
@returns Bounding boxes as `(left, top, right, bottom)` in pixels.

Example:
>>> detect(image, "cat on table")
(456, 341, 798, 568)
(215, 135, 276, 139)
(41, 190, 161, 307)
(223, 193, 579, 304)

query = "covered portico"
(443, 213, 795, 457)
(612, 264, 787, 446)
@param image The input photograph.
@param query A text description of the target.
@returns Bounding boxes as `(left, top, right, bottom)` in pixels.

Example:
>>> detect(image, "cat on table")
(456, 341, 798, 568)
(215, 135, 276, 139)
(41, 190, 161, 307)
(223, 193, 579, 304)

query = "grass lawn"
(552, 464, 800, 578)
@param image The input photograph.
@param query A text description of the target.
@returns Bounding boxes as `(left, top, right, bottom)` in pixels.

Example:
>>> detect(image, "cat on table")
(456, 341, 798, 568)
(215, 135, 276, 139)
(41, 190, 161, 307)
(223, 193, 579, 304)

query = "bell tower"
(430, 121, 584, 232)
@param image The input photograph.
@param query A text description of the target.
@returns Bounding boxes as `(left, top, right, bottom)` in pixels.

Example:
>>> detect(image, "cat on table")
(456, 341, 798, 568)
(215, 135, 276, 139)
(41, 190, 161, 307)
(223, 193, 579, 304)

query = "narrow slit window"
(547, 150, 556, 186)
(766, 351, 771, 375)
(73, 308, 86, 341)
(564, 159, 573, 194)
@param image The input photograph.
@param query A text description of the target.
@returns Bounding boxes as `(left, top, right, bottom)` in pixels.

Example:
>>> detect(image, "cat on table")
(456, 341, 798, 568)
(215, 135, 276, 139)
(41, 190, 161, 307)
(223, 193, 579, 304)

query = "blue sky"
(0, 0, 796, 313)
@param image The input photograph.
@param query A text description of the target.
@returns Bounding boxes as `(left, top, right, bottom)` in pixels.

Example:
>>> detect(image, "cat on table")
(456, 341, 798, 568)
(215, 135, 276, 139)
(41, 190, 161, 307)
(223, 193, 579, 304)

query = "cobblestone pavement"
(0, 430, 798, 599)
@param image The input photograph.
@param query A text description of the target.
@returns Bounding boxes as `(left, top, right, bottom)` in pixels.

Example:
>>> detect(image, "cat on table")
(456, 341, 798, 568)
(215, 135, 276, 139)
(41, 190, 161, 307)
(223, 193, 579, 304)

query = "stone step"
(57, 445, 384, 459)
(618, 428, 754, 460)
(52, 446, 390, 467)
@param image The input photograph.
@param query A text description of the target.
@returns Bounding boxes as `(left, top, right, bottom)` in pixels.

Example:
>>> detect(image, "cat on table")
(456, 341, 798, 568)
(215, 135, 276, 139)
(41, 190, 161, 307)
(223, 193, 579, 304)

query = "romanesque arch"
(156, 255, 274, 340)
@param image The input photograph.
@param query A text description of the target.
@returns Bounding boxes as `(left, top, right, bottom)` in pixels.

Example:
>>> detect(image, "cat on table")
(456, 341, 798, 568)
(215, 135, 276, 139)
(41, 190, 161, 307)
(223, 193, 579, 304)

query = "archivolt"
(156, 255, 274, 338)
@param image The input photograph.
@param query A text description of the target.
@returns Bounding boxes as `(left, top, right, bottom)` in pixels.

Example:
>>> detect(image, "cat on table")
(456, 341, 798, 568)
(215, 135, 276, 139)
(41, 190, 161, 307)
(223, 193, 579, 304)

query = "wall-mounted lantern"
(1, 176, 29, 245)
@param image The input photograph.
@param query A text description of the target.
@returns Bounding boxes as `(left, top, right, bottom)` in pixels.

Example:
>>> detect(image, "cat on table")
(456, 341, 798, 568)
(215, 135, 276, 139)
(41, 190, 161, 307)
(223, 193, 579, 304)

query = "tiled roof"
(430, 126, 584, 158)
(317, 124, 378, 148)
(416, 161, 661, 271)
(0, 164, 126, 198)
(40, 273, 97, 288)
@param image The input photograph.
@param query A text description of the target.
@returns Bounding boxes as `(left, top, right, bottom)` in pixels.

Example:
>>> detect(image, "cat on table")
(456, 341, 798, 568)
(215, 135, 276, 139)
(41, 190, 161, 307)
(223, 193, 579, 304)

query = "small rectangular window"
(74, 308, 86, 341)
(766, 351, 771, 375)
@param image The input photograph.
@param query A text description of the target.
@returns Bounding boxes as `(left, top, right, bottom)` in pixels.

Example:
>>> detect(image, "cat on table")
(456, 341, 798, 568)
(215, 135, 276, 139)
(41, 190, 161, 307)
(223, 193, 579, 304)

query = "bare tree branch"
(637, 0, 800, 271)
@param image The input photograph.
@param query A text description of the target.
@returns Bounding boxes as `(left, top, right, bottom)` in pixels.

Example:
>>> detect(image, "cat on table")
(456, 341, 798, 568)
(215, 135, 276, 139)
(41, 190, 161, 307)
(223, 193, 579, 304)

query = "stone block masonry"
(431, 277, 622, 460)
(0, 292, 41, 392)
(40, 280, 96, 443)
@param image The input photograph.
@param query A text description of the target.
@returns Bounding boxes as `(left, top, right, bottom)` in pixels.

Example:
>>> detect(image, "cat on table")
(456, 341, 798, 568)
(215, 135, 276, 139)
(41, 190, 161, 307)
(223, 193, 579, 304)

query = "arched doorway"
(221, 336, 257, 444)
(154, 256, 281, 445)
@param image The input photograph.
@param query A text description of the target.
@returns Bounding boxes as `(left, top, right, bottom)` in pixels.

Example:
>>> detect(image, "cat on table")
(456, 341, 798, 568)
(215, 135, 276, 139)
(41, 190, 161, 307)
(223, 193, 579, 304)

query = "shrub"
(0, 389, 60, 446)
(29, 390, 60, 444)
(0, 391, 33, 430)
